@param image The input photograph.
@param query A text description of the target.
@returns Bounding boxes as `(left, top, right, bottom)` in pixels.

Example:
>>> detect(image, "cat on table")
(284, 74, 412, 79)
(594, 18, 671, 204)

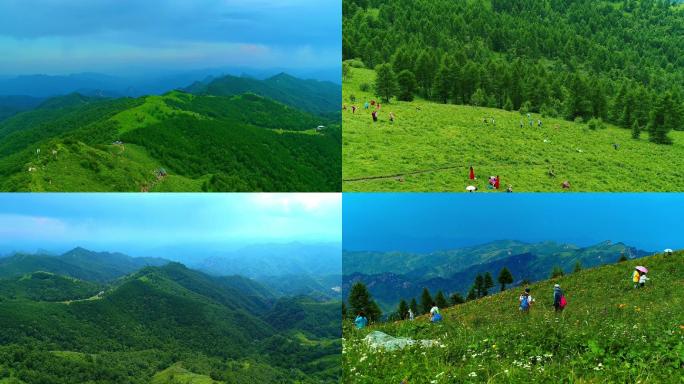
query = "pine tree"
(342, 62, 351, 80)
(466, 286, 477, 301)
(497, 267, 514, 291)
(470, 88, 488, 107)
(409, 298, 418, 315)
(435, 290, 449, 308)
(450, 292, 465, 305)
(397, 69, 417, 102)
(397, 299, 409, 320)
(631, 120, 641, 139)
(420, 287, 433, 314)
(483, 272, 494, 296)
(648, 92, 674, 145)
(342, 302, 347, 319)
(347, 282, 382, 321)
(574, 260, 583, 273)
(618, 252, 628, 262)
(414, 50, 438, 98)
(474, 274, 484, 297)
(503, 96, 513, 111)
(434, 64, 452, 103)
(374, 63, 399, 103)
(550, 266, 564, 279)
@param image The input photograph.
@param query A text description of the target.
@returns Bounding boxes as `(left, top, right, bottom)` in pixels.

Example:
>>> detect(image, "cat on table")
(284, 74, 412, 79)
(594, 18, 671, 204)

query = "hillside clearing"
(343, 68, 684, 192)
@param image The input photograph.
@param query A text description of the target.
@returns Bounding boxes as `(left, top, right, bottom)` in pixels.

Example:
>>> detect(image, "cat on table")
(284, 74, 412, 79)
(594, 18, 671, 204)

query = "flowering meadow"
(343, 252, 684, 383)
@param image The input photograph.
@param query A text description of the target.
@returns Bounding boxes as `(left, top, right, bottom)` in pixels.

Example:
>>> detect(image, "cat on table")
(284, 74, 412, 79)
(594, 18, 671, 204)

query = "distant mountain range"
(0, 73, 341, 192)
(0, 247, 341, 382)
(0, 244, 342, 300)
(0, 68, 341, 99)
(343, 240, 652, 311)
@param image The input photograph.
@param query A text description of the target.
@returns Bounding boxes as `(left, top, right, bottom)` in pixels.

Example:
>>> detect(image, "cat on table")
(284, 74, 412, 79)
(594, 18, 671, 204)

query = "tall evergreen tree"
(483, 272, 494, 296)
(397, 69, 417, 101)
(648, 92, 675, 145)
(550, 266, 565, 279)
(574, 260, 583, 273)
(347, 282, 382, 321)
(474, 274, 484, 297)
(374, 63, 399, 103)
(420, 287, 433, 314)
(450, 292, 465, 305)
(466, 286, 477, 301)
(631, 120, 641, 139)
(497, 267, 514, 291)
(435, 290, 449, 308)
(409, 298, 418, 315)
(397, 299, 409, 320)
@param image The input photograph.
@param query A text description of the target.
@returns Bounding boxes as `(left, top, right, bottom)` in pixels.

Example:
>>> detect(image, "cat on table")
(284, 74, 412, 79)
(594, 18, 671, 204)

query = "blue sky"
(343, 193, 684, 253)
(0, 0, 341, 76)
(0, 193, 341, 255)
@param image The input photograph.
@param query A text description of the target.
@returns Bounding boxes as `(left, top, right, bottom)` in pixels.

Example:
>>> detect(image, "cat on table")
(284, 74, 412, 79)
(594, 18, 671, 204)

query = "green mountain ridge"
(0, 259, 341, 383)
(0, 75, 340, 192)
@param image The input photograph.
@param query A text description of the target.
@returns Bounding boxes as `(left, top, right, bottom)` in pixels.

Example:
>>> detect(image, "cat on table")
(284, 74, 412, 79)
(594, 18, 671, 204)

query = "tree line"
(343, 0, 684, 144)
(345, 261, 600, 322)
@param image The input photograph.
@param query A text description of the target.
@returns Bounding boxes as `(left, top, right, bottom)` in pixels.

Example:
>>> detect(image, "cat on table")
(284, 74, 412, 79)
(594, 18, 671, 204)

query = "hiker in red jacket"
(494, 176, 500, 189)
(469, 166, 475, 180)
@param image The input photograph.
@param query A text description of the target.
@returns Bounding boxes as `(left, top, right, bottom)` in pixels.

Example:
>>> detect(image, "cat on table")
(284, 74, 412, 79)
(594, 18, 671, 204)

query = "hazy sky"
(344, 193, 684, 253)
(0, 0, 341, 75)
(0, 193, 341, 255)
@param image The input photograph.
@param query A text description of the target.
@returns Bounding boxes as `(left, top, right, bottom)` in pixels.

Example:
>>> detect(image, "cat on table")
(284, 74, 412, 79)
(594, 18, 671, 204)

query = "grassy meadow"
(343, 68, 684, 192)
(343, 252, 684, 383)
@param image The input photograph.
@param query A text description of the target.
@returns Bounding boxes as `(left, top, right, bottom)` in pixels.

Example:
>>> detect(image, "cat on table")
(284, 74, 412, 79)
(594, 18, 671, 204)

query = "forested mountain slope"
(0, 84, 340, 192)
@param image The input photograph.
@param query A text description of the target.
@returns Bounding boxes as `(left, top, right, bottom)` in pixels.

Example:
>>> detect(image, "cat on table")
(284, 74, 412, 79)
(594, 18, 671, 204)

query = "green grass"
(343, 68, 684, 192)
(151, 364, 220, 384)
(112, 92, 206, 134)
(17, 141, 202, 192)
(343, 252, 684, 383)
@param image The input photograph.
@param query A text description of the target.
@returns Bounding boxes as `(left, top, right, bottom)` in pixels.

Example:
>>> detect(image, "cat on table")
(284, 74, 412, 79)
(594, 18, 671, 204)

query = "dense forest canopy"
(343, 0, 684, 141)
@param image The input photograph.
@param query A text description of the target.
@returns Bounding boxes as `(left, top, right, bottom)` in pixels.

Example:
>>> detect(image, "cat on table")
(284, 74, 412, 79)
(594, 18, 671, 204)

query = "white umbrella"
(664, 248, 673, 254)
(466, 185, 477, 192)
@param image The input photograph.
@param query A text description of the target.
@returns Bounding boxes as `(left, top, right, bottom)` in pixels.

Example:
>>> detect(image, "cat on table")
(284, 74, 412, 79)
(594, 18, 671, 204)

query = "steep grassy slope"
(0, 88, 340, 192)
(343, 252, 684, 383)
(343, 68, 684, 192)
(344, 240, 650, 311)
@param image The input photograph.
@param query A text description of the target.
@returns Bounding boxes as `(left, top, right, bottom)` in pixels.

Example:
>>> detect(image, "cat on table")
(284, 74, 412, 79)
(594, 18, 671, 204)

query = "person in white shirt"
(638, 273, 649, 288)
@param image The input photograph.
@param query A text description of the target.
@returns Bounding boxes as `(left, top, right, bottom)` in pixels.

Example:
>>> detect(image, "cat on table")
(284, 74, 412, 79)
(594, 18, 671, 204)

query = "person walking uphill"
(355, 312, 368, 329)
(519, 288, 534, 313)
(553, 284, 566, 312)
(430, 303, 442, 323)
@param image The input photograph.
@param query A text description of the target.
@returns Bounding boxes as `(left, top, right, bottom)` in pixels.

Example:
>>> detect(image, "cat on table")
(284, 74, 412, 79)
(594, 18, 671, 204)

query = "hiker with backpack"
(519, 288, 534, 313)
(372, 110, 378, 122)
(638, 271, 649, 288)
(355, 312, 368, 329)
(430, 303, 442, 323)
(389, 112, 395, 124)
(408, 308, 415, 321)
(553, 284, 566, 312)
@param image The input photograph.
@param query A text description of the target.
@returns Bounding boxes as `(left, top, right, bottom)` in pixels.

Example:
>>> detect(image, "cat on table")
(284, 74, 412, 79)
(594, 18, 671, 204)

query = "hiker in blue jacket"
(519, 288, 534, 313)
(354, 312, 368, 329)
(553, 284, 565, 312)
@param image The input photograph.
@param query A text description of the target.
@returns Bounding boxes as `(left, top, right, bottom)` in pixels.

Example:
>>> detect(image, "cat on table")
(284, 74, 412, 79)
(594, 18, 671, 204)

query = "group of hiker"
(354, 264, 653, 330)
(344, 100, 396, 124)
(518, 284, 566, 313)
(468, 165, 571, 192)
(467, 166, 513, 193)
